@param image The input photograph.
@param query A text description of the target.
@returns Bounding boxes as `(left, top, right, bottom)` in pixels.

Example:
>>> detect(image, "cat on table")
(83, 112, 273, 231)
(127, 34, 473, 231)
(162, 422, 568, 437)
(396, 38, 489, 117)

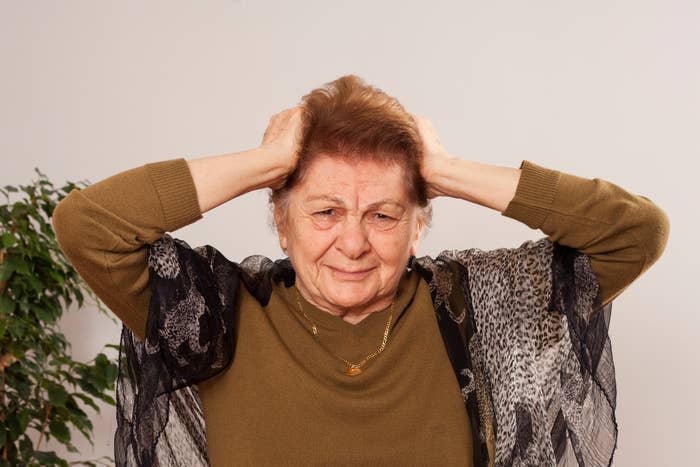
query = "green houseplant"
(0, 168, 118, 466)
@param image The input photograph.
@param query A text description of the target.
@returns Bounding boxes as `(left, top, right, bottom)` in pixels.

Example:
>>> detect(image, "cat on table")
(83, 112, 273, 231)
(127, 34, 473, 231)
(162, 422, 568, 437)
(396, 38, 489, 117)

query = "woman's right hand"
(260, 106, 304, 187)
(186, 106, 304, 213)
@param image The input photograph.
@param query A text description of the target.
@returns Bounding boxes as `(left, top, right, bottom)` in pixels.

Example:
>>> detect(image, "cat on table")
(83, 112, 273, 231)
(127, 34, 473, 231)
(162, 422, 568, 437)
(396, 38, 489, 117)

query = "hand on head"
(260, 106, 305, 188)
(410, 114, 457, 199)
(260, 107, 454, 200)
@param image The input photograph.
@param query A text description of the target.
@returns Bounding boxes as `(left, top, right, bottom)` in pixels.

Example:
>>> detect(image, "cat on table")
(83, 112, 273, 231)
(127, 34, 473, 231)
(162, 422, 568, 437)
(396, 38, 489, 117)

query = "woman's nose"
(334, 219, 371, 259)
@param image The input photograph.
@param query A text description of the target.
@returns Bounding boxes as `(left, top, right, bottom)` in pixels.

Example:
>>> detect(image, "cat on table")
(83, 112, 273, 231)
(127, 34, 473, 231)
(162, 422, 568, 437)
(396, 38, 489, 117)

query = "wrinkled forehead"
(292, 155, 414, 209)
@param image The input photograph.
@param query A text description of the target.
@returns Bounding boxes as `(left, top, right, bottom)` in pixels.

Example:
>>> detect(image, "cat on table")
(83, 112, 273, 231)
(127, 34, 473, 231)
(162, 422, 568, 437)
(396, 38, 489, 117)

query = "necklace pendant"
(346, 365, 363, 376)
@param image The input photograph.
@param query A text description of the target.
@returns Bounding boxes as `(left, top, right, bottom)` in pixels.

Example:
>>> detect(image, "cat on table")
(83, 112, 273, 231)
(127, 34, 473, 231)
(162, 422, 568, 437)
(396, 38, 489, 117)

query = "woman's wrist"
(427, 156, 521, 213)
(423, 154, 458, 199)
(186, 146, 293, 214)
(256, 143, 297, 187)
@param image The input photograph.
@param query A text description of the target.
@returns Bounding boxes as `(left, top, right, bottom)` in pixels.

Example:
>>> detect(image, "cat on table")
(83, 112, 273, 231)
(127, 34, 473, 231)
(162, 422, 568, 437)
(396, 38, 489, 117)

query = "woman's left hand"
(411, 114, 521, 211)
(411, 114, 456, 199)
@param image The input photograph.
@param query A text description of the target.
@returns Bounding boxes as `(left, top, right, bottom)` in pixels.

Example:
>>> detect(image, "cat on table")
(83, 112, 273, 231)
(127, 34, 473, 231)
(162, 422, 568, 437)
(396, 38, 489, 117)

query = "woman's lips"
(327, 266, 374, 281)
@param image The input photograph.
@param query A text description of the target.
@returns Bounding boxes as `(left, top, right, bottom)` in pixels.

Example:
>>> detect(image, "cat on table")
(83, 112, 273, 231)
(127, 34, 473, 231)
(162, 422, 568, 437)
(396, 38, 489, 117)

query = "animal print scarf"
(113, 234, 617, 466)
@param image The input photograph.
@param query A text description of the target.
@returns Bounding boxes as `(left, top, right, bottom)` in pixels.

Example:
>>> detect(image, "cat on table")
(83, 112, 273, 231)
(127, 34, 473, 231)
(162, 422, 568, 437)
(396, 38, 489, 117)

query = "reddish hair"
(270, 75, 429, 214)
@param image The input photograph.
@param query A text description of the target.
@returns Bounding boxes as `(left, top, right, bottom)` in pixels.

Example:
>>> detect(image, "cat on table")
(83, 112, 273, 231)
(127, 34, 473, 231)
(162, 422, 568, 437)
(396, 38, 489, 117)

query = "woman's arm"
(188, 107, 302, 213)
(413, 115, 670, 307)
(420, 155, 522, 213)
(52, 108, 303, 340)
(52, 159, 201, 340)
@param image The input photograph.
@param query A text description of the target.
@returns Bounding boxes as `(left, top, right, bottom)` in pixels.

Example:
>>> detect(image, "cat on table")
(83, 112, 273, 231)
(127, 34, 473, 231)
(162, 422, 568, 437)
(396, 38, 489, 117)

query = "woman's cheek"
(306, 226, 339, 257)
(372, 228, 410, 261)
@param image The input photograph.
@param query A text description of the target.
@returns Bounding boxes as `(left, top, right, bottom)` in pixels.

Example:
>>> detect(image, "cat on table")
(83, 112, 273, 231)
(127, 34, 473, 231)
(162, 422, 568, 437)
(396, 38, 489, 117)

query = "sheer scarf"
(114, 234, 617, 466)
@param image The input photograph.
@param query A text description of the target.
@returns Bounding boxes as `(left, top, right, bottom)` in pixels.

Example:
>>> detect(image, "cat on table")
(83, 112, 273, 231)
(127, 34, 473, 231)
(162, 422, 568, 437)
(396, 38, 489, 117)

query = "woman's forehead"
(295, 156, 412, 205)
(302, 193, 407, 212)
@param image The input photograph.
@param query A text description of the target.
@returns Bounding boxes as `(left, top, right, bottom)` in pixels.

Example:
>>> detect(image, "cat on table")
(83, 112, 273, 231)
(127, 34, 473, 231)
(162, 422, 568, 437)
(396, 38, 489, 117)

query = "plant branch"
(0, 247, 6, 296)
(34, 402, 53, 452)
(0, 353, 17, 376)
(0, 369, 5, 461)
(69, 456, 114, 466)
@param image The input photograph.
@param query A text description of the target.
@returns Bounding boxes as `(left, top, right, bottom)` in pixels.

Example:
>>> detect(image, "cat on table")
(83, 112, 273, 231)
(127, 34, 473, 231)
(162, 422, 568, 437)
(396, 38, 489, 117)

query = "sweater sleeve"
(51, 158, 202, 340)
(501, 160, 670, 307)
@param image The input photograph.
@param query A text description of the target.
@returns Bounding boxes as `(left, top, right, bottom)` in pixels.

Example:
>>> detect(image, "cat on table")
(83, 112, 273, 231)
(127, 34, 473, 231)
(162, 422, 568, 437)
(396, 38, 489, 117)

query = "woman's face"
(276, 154, 424, 319)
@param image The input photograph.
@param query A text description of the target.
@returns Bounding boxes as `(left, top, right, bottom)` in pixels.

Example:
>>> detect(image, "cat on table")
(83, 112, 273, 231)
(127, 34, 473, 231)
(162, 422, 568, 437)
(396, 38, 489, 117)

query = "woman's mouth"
(327, 266, 374, 281)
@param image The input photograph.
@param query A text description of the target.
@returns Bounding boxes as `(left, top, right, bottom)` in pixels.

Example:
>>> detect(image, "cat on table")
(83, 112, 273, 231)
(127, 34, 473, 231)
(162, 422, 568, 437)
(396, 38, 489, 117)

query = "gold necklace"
(293, 288, 394, 376)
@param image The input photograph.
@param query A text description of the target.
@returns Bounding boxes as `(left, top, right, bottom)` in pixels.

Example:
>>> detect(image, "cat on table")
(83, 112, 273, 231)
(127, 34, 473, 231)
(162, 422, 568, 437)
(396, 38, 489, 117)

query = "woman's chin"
(322, 284, 378, 311)
(326, 295, 369, 311)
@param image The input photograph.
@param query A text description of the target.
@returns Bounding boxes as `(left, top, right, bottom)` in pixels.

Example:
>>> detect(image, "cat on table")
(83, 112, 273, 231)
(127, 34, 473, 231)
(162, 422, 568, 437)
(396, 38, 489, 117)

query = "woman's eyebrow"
(364, 200, 405, 211)
(303, 195, 345, 205)
(302, 196, 405, 211)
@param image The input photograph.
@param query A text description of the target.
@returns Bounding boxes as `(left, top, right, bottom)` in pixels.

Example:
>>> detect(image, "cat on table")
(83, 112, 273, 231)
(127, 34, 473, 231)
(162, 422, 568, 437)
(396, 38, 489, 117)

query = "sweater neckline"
(279, 268, 420, 335)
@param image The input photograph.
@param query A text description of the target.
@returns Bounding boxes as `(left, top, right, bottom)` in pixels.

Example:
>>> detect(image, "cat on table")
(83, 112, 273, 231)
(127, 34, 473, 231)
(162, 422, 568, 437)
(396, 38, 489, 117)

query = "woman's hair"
(270, 74, 432, 227)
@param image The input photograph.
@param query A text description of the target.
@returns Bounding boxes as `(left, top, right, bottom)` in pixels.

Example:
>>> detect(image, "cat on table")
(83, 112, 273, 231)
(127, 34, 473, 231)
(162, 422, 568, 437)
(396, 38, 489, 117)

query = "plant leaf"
(0, 294, 15, 314)
(49, 419, 71, 444)
(1, 232, 16, 247)
(34, 450, 67, 466)
(47, 383, 68, 408)
(0, 259, 15, 281)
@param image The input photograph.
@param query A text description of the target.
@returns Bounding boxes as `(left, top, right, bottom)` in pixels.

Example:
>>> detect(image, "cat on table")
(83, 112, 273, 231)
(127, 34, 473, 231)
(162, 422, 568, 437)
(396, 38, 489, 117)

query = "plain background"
(1, 1, 696, 465)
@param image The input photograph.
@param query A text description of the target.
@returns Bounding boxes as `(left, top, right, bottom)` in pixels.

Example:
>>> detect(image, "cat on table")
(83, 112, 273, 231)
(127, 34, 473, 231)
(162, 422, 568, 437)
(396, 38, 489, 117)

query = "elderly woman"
(53, 75, 669, 467)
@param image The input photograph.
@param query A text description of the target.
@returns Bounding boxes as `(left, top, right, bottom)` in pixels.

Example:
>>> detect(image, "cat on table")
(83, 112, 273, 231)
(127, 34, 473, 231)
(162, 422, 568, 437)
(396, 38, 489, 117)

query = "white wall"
(1, 1, 696, 465)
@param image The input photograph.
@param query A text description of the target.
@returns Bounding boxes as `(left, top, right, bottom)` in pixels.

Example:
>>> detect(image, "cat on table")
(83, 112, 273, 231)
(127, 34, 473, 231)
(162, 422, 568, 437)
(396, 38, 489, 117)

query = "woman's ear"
(409, 216, 424, 257)
(274, 206, 288, 252)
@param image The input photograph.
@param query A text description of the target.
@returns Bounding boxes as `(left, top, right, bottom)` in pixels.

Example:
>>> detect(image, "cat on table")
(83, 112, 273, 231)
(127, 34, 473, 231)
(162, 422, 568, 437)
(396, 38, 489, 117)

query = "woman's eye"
(315, 209, 335, 217)
(370, 212, 399, 229)
(311, 209, 338, 228)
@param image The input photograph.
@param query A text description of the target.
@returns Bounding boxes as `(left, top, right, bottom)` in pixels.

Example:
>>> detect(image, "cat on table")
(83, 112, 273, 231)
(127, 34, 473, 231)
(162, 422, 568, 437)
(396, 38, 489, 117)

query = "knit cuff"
(501, 160, 561, 229)
(145, 158, 203, 232)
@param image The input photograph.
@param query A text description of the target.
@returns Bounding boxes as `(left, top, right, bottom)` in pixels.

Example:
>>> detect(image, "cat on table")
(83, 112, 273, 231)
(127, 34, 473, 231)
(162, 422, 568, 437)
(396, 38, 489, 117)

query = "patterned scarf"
(114, 234, 617, 466)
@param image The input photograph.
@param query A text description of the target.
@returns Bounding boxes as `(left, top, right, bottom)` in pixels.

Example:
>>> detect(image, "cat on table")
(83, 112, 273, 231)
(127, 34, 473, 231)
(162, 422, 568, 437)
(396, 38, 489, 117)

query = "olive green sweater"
(52, 159, 669, 466)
